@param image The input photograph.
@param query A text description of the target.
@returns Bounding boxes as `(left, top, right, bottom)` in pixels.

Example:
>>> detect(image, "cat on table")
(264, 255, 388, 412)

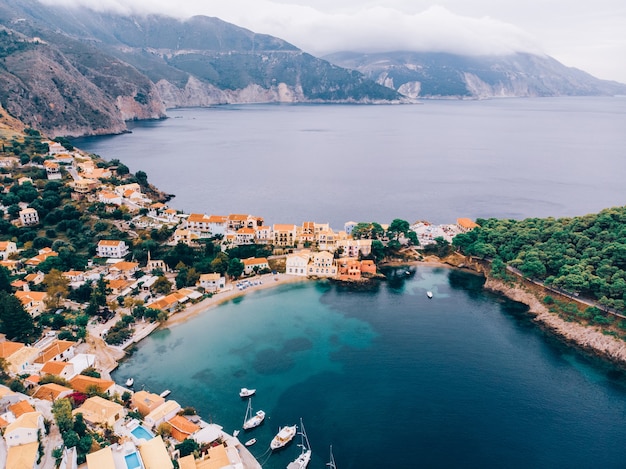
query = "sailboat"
(242, 398, 266, 430)
(287, 418, 312, 469)
(326, 445, 337, 469)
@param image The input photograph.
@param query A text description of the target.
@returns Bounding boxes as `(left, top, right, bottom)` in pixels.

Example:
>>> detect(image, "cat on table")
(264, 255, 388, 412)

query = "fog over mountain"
(39, 0, 626, 84)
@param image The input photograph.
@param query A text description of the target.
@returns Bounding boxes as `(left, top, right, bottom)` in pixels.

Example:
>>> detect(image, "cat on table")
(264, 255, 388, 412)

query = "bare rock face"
(485, 278, 626, 367)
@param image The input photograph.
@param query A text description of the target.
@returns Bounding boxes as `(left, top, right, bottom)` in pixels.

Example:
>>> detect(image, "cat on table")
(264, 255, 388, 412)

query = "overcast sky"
(42, 0, 626, 83)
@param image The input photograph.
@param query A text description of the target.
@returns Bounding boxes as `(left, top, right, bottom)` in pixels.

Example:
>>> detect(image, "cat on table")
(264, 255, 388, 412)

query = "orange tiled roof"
(0, 341, 23, 358)
(457, 218, 479, 229)
(228, 214, 249, 221)
(9, 400, 36, 417)
(207, 215, 227, 223)
(110, 261, 139, 271)
(69, 375, 114, 394)
(98, 240, 123, 246)
(237, 227, 255, 234)
(41, 361, 69, 375)
(35, 340, 75, 364)
(168, 414, 200, 439)
(187, 213, 210, 223)
(273, 224, 296, 231)
(15, 290, 47, 304)
(242, 257, 268, 266)
(33, 383, 72, 401)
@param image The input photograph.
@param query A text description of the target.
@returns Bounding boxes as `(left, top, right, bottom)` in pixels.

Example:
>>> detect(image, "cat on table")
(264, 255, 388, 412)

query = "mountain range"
(0, 0, 624, 137)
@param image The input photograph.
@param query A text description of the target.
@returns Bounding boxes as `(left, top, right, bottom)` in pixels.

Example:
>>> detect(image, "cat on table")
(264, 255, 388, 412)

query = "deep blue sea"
(74, 97, 626, 228)
(74, 99, 626, 468)
(113, 268, 626, 468)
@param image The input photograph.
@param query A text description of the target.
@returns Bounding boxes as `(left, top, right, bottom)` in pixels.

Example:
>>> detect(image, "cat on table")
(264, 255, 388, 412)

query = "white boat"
(125, 378, 134, 387)
(326, 445, 337, 469)
(244, 438, 257, 447)
(427, 291, 433, 298)
(239, 387, 256, 398)
(159, 389, 171, 398)
(242, 398, 266, 430)
(270, 424, 297, 451)
(233, 430, 240, 437)
(287, 418, 312, 469)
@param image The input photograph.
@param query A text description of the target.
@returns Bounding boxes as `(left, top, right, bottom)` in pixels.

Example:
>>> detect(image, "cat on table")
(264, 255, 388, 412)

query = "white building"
(19, 207, 39, 226)
(97, 240, 130, 258)
(307, 251, 337, 278)
(286, 251, 310, 277)
(197, 273, 226, 292)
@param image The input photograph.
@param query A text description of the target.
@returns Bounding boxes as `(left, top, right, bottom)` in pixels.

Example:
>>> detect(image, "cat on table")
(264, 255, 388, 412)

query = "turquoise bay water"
(114, 267, 626, 468)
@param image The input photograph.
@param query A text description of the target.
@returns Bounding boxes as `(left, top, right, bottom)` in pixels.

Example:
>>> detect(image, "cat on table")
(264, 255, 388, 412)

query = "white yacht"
(270, 424, 297, 451)
(239, 387, 256, 398)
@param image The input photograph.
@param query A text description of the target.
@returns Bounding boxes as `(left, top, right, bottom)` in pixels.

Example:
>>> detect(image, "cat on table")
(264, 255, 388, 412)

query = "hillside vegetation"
(453, 206, 626, 312)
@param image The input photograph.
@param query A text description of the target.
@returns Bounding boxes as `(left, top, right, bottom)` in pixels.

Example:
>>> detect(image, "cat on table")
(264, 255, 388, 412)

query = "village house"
(35, 339, 77, 364)
(72, 177, 99, 194)
(184, 213, 214, 237)
(62, 270, 85, 286)
(75, 396, 124, 428)
(173, 228, 200, 246)
(98, 190, 123, 206)
(4, 411, 44, 447)
(227, 213, 263, 231)
(15, 290, 47, 316)
(144, 400, 181, 429)
(18, 177, 33, 186)
(255, 225, 272, 243)
(19, 207, 39, 226)
(298, 221, 316, 245)
(234, 227, 256, 245)
(8, 400, 36, 418)
(0, 240, 17, 260)
(138, 436, 174, 469)
(197, 273, 226, 292)
(33, 382, 73, 402)
(69, 375, 115, 396)
(0, 341, 39, 374)
(39, 361, 75, 381)
(336, 238, 373, 258)
(25, 247, 58, 267)
(167, 415, 200, 442)
(337, 259, 376, 280)
(97, 240, 130, 258)
(307, 251, 338, 278)
(107, 278, 132, 296)
(24, 272, 44, 286)
(47, 141, 67, 155)
(286, 250, 310, 277)
(344, 221, 358, 235)
(0, 259, 19, 274)
(44, 159, 62, 180)
(108, 261, 140, 280)
(242, 257, 269, 275)
(317, 229, 339, 252)
(273, 224, 297, 247)
(131, 390, 165, 417)
(457, 218, 479, 232)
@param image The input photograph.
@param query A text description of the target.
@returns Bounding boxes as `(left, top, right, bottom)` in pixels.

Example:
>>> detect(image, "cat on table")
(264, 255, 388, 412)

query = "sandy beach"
(164, 273, 309, 328)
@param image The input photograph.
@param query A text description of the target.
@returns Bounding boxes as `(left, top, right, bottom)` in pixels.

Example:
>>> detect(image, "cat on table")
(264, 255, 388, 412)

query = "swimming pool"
(124, 451, 142, 469)
(130, 426, 153, 441)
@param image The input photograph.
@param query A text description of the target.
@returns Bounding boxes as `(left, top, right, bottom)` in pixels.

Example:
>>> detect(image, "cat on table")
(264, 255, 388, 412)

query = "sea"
(74, 98, 626, 468)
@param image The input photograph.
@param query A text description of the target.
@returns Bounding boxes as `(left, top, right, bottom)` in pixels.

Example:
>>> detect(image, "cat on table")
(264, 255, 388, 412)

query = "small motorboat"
(427, 291, 433, 299)
(125, 378, 134, 387)
(239, 387, 256, 398)
(233, 430, 240, 437)
(245, 438, 257, 447)
(160, 389, 171, 398)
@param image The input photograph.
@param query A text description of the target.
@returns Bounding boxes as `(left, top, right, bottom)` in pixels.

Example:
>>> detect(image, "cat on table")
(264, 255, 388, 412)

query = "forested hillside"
(453, 206, 626, 312)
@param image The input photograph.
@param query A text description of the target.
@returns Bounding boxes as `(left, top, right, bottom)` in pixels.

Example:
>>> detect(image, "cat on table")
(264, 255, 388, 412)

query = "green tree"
(52, 398, 74, 433)
(175, 438, 200, 457)
(152, 276, 172, 295)
(0, 265, 11, 292)
(387, 218, 410, 240)
(227, 258, 244, 279)
(0, 291, 35, 342)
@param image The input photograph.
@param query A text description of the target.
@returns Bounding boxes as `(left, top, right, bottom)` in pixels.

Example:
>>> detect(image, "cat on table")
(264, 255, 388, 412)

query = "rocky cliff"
(324, 51, 626, 99)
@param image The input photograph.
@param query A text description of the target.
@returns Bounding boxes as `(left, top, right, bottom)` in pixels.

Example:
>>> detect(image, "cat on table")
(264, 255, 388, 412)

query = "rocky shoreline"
(485, 277, 626, 369)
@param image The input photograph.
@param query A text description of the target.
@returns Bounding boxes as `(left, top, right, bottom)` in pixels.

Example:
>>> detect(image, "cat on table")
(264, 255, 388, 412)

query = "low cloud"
(39, 1, 543, 56)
